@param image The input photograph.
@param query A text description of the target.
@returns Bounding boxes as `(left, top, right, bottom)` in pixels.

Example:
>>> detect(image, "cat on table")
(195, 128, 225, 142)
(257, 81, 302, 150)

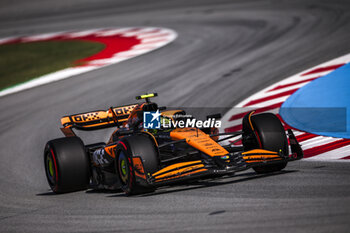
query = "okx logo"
(143, 110, 161, 129)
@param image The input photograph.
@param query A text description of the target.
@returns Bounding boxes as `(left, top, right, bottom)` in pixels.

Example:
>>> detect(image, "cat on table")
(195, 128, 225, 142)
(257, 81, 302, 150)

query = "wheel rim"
(118, 151, 129, 184)
(121, 159, 127, 176)
(45, 152, 56, 186)
(48, 158, 54, 177)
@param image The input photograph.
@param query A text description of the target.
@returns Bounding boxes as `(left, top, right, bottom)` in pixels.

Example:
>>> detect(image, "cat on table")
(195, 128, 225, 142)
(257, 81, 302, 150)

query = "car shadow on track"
(36, 191, 58, 196)
(108, 169, 298, 198)
(36, 170, 298, 197)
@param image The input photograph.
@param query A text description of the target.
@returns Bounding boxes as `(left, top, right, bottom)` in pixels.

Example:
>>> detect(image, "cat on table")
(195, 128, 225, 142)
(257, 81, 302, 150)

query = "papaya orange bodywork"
(170, 128, 228, 157)
(152, 160, 207, 182)
(242, 149, 282, 163)
(104, 145, 117, 158)
(133, 157, 147, 180)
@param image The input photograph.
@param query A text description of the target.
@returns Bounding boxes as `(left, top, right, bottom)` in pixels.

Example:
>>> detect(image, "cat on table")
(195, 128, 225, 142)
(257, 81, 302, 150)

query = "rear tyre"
(242, 113, 288, 174)
(44, 137, 90, 193)
(115, 134, 159, 195)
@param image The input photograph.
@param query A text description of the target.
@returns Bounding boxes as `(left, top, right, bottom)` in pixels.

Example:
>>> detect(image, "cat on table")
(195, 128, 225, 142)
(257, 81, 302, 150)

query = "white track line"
(0, 37, 17, 45)
(244, 96, 290, 108)
(21, 32, 64, 42)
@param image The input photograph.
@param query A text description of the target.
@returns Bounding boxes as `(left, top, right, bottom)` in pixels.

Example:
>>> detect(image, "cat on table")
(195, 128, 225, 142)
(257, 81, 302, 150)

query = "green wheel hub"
(118, 152, 129, 184)
(45, 153, 55, 185)
(121, 159, 127, 176)
(48, 158, 54, 177)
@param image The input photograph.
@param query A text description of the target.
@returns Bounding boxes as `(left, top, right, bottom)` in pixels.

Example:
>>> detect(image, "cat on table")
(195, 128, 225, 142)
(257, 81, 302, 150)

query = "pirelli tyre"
(44, 137, 90, 193)
(242, 112, 288, 174)
(115, 134, 159, 195)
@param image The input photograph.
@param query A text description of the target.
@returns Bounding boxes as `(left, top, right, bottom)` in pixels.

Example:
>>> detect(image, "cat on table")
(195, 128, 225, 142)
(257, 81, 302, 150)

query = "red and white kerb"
(221, 54, 350, 161)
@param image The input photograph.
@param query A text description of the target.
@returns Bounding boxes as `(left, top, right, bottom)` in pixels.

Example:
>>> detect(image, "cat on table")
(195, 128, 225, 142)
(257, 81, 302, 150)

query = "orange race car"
(44, 93, 303, 195)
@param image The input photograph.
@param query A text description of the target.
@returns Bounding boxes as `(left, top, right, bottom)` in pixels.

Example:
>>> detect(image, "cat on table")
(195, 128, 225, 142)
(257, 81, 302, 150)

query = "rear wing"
(60, 104, 137, 135)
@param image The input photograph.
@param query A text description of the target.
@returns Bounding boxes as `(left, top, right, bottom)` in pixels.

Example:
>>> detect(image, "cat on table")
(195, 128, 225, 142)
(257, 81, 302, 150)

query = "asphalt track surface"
(0, 0, 350, 232)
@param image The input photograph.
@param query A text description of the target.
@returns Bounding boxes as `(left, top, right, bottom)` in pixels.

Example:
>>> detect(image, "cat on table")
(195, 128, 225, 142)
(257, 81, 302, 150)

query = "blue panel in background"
(280, 63, 350, 139)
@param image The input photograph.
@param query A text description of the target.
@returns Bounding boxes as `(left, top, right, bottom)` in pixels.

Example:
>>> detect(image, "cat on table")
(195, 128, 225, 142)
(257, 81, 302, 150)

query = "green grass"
(0, 40, 105, 90)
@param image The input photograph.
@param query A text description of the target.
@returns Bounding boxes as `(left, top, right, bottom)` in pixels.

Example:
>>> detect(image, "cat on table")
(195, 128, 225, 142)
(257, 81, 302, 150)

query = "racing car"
(44, 93, 303, 195)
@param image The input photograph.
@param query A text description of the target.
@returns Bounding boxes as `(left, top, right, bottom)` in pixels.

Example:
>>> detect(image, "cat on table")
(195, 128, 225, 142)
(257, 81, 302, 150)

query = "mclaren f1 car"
(44, 93, 303, 195)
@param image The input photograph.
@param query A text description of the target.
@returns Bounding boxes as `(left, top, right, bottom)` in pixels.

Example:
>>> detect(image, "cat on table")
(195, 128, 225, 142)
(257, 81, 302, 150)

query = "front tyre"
(44, 137, 90, 193)
(115, 134, 159, 195)
(242, 112, 288, 174)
